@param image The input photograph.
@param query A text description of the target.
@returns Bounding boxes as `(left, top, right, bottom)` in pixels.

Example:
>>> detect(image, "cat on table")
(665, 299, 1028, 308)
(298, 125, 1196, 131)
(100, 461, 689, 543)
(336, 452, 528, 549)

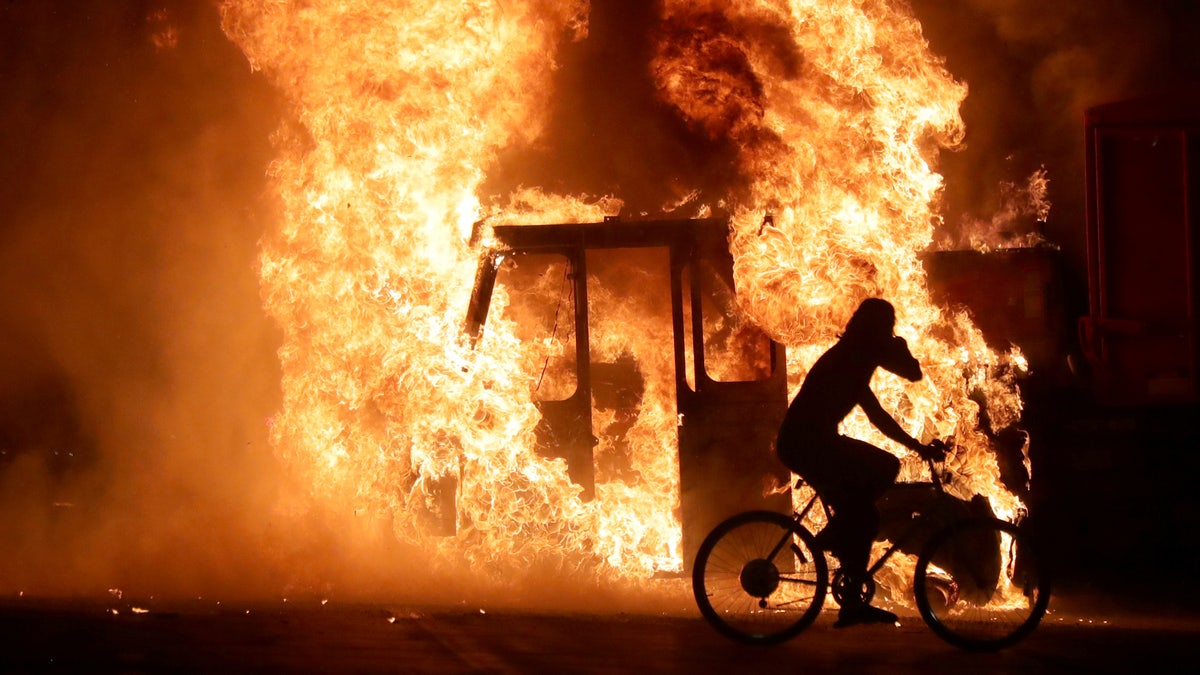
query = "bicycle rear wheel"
(915, 517, 1050, 651)
(692, 510, 827, 645)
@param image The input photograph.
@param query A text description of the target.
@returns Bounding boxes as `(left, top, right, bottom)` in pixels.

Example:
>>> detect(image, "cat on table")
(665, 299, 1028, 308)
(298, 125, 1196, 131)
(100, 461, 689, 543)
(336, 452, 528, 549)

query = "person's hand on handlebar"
(918, 438, 948, 462)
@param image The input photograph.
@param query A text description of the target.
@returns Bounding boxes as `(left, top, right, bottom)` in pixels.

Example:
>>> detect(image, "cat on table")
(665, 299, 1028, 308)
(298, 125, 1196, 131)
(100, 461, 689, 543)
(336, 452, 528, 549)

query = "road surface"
(2, 589, 1197, 674)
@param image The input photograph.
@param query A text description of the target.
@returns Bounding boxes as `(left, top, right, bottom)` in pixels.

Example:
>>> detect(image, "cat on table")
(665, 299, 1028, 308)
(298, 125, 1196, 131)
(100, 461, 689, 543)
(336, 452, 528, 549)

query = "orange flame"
(220, 0, 1028, 592)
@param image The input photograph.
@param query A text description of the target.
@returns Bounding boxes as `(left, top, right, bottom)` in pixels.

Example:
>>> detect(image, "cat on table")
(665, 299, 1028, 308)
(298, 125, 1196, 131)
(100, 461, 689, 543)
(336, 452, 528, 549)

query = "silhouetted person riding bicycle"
(777, 298, 944, 628)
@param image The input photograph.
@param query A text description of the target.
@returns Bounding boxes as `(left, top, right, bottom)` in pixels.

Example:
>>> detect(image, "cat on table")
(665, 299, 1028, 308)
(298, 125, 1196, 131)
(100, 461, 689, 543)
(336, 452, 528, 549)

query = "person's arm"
(859, 389, 926, 453)
(879, 336, 922, 382)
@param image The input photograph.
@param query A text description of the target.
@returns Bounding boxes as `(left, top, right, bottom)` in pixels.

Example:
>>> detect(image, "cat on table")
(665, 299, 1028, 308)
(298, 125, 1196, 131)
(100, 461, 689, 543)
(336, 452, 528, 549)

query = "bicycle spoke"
(915, 518, 1050, 651)
(693, 511, 828, 644)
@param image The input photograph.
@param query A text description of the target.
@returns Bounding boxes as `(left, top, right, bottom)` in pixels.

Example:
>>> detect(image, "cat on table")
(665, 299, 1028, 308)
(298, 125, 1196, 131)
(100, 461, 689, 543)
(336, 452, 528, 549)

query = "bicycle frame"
(692, 453, 1050, 650)
(791, 458, 991, 583)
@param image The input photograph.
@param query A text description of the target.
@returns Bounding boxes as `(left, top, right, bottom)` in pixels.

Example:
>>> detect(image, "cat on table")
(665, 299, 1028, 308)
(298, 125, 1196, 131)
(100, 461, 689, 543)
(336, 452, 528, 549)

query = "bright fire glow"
(220, 0, 1029, 593)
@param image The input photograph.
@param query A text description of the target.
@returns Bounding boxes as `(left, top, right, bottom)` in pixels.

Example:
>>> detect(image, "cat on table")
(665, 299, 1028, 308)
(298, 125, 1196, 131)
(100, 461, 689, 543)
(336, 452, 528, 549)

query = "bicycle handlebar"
(923, 438, 952, 491)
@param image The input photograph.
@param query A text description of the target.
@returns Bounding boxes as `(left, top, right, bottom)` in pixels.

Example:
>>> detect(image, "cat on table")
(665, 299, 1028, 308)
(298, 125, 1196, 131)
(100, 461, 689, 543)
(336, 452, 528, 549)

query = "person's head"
(842, 298, 896, 346)
(842, 297, 922, 381)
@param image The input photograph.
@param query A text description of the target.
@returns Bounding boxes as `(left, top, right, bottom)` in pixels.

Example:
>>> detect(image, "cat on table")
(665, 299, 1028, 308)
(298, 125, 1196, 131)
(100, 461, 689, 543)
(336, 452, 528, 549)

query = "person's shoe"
(834, 603, 899, 628)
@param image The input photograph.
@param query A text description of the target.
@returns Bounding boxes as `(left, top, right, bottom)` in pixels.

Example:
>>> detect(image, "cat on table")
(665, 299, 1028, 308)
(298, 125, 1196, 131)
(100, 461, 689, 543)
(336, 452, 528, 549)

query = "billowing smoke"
(482, 0, 747, 216)
(910, 0, 1199, 262)
(0, 1, 298, 598)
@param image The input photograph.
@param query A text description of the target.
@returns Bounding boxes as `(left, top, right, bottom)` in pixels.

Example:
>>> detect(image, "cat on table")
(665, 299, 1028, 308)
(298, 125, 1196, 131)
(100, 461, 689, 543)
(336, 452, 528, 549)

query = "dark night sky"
(0, 0, 1197, 597)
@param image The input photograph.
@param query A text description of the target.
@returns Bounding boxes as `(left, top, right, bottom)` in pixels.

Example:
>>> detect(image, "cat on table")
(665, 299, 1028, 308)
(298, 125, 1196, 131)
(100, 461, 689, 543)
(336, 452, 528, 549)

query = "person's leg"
(779, 433, 901, 621)
(823, 437, 900, 583)
(839, 435, 901, 502)
(781, 440, 846, 553)
(822, 438, 901, 626)
(826, 500, 877, 586)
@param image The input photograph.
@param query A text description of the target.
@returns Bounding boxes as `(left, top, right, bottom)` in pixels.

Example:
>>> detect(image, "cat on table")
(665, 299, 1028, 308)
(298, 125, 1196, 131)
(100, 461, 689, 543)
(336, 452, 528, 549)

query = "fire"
(940, 167, 1053, 251)
(652, 0, 1024, 513)
(220, 0, 1028, 593)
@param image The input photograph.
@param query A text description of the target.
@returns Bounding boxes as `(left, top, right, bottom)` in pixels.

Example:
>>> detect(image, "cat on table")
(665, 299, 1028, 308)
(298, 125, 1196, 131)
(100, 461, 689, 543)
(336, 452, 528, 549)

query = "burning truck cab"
(464, 217, 792, 563)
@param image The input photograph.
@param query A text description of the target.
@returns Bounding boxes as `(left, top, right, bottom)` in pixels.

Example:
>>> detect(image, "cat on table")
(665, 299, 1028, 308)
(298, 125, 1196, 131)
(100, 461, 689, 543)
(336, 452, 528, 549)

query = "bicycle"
(691, 442, 1050, 651)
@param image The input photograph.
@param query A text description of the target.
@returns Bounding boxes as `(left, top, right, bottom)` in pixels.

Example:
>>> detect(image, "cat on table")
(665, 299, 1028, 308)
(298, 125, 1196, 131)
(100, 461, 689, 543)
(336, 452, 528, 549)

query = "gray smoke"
(0, 0, 292, 598)
(909, 0, 1198, 269)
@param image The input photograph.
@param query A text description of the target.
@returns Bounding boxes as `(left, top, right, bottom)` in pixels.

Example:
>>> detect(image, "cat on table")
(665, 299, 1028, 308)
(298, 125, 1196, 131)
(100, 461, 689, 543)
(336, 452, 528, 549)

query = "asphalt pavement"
(0, 588, 1196, 674)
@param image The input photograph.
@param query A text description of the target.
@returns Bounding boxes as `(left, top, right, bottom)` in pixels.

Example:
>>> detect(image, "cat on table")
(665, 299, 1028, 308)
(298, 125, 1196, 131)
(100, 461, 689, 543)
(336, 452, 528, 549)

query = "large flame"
(220, 0, 1027, 591)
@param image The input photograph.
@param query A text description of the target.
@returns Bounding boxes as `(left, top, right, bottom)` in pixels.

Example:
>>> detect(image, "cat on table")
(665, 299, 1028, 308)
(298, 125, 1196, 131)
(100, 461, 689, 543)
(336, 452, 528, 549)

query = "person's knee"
(864, 453, 900, 497)
(880, 452, 900, 481)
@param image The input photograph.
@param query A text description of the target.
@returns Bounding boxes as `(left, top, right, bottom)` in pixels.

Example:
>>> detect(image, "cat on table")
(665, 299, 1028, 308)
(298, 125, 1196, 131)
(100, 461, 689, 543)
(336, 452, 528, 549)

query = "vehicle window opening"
(493, 252, 578, 402)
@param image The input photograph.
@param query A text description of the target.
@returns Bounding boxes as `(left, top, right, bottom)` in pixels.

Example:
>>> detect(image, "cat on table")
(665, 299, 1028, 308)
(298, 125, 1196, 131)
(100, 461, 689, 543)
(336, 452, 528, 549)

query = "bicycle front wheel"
(915, 517, 1050, 651)
(692, 510, 827, 645)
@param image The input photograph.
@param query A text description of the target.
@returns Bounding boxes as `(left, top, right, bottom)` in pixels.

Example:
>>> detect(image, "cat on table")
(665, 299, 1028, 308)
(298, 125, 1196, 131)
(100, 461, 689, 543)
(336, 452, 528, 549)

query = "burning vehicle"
(3, 0, 1198, 614)
(461, 215, 1031, 585)
(463, 216, 791, 564)
(218, 0, 1034, 584)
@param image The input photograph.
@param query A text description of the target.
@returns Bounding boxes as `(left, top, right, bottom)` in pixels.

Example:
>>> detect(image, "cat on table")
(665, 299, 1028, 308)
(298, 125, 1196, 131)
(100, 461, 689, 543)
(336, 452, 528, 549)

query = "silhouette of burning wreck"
(463, 216, 1006, 576)
(463, 217, 787, 563)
